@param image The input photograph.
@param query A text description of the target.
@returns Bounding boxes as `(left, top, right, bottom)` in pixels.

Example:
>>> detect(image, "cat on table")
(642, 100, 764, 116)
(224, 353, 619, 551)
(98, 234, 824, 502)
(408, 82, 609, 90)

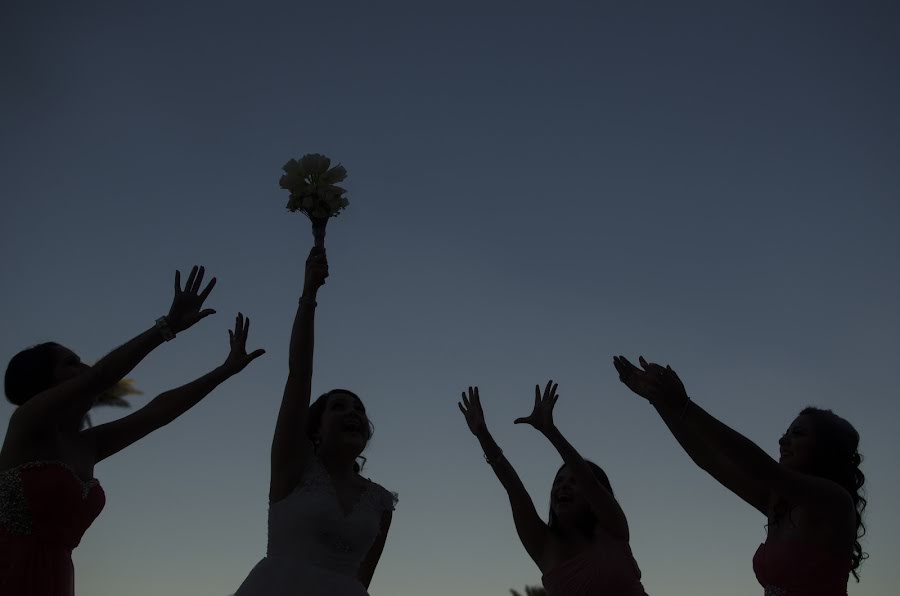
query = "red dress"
(541, 537, 649, 596)
(0, 461, 106, 596)
(753, 538, 851, 596)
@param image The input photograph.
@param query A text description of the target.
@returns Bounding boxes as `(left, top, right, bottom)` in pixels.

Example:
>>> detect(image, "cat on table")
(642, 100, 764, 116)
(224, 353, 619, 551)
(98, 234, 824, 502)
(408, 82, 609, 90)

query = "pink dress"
(0, 461, 106, 596)
(541, 537, 648, 596)
(753, 538, 851, 596)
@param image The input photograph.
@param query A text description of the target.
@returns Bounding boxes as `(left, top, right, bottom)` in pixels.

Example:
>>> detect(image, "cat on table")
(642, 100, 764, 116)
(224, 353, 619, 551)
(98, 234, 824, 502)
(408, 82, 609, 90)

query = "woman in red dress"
(614, 355, 867, 596)
(459, 381, 648, 596)
(1, 266, 265, 596)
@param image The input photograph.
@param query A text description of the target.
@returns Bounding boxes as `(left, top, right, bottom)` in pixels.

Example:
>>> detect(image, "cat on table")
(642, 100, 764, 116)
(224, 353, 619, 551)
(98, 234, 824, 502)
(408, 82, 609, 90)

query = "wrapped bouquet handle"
(279, 153, 350, 248)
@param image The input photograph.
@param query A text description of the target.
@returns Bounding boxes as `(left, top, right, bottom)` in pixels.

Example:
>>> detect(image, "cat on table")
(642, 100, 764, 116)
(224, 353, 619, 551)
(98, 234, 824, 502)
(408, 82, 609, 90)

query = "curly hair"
(306, 389, 374, 473)
(4, 342, 63, 406)
(798, 407, 868, 580)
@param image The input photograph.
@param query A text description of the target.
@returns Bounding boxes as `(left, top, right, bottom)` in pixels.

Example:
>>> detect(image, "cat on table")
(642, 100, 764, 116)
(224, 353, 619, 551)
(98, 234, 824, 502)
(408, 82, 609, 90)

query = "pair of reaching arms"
(5, 265, 265, 466)
(458, 358, 854, 568)
(458, 381, 631, 567)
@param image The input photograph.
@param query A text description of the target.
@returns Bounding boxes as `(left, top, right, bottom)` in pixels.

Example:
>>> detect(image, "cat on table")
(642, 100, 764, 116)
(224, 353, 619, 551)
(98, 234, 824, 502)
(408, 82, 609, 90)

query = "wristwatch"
(155, 316, 176, 341)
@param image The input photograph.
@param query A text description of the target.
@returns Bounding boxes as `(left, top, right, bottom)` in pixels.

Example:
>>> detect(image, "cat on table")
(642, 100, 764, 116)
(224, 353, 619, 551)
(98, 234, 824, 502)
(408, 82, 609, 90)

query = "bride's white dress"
(235, 456, 397, 596)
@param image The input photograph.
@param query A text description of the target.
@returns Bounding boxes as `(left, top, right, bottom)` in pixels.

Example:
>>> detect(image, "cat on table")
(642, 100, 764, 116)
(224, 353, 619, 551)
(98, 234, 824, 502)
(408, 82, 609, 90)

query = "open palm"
(514, 380, 558, 434)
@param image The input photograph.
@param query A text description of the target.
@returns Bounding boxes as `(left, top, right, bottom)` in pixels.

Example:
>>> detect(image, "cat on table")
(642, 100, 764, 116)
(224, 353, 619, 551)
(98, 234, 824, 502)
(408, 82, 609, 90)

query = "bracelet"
(154, 316, 175, 341)
(299, 296, 317, 307)
(483, 449, 504, 465)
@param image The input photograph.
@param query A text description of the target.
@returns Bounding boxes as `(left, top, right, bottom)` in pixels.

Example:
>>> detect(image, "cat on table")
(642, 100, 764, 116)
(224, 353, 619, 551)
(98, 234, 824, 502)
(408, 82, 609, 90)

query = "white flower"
(322, 165, 347, 184)
(300, 153, 331, 175)
(280, 153, 350, 218)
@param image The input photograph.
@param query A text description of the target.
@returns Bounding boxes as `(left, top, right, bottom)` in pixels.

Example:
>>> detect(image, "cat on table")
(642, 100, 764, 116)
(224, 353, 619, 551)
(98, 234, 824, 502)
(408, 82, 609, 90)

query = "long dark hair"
(4, 342, 62, 406)
(801, 407, 868, 580)
(306, 389, 374, 473)
(547, 460, 615, 540)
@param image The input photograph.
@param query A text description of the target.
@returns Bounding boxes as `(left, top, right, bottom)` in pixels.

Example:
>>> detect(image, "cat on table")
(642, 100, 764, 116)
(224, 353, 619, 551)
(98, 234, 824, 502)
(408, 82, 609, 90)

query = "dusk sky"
(2, 2, 899, 595)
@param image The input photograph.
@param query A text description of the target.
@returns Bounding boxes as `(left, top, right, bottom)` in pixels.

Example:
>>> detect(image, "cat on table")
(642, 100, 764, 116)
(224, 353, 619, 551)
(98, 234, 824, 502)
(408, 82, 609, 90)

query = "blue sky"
(2, 2, 898, 595)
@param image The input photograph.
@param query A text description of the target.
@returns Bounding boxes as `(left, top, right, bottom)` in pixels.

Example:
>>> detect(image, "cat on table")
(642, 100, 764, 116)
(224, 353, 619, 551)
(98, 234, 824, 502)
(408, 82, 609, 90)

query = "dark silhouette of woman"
(614, 355, 866, 596)
(459, 381, 648, 596)
(1, 266, 265, 596)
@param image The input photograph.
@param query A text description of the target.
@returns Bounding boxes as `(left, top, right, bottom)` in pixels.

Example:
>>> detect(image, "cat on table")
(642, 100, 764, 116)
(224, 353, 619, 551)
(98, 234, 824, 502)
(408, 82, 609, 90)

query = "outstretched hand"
(458, 386, 489, 437)
(167, 265, 217, 333)
(514, 380, 558, 435)
(222, 313, 266, 374)
(613, 355, 688, 409)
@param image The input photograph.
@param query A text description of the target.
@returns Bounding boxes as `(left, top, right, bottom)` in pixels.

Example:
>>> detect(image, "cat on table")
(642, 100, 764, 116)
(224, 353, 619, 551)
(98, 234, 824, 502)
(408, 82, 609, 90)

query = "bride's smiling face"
(315, 392, 371, 454)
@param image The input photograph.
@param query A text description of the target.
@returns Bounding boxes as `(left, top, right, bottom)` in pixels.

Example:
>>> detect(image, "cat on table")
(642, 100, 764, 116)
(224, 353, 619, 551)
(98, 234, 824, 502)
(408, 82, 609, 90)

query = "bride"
(235, 247, 397, 595)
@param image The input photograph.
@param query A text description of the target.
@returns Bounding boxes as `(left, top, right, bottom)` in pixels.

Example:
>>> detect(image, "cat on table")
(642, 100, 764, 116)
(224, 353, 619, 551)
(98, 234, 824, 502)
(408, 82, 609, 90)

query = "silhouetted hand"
(303, 247, 329, 295)
(167, 265, 217, 333)
(613, 355, 688, 409)
(222, 313, 266, 374)
(514, 380, 558, 435)
(458, 386, 490, 438)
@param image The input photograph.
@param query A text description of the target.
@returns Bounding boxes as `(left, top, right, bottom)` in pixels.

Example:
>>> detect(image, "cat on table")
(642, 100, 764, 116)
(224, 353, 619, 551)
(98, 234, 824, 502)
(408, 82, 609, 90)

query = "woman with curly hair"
(614, 355, 866, 596)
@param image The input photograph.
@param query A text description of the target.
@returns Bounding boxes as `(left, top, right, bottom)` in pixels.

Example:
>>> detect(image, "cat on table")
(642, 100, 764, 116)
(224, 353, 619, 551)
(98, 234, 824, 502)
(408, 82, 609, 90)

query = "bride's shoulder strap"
(378, 485, 399, 512)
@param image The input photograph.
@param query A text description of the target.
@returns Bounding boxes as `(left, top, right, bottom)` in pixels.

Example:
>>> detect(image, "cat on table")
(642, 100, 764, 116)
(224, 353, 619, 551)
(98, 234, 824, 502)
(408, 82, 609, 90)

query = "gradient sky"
(2, 2, 899, 595)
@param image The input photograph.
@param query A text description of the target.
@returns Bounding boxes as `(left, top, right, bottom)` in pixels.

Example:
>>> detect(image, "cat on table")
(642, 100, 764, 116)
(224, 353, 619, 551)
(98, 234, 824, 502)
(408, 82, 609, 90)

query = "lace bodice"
(0, 460, 104, 546)
(265, 457, 397, 577)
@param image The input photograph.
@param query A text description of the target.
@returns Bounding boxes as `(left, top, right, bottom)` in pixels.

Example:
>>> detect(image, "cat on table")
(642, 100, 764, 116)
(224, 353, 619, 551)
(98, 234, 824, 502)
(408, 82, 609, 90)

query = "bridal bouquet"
(279, 154, 349, 247)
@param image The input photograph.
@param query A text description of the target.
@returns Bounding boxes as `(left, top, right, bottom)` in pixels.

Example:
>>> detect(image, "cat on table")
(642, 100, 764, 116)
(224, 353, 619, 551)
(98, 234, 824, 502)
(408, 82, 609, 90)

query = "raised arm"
(515, 380, 630, 541)
(459, 387, 550, 566)
(14, 266, 216, 428)
(84, 313, 265, 462)
(269, 248, 329, 503)
(614, 355, 850, 514)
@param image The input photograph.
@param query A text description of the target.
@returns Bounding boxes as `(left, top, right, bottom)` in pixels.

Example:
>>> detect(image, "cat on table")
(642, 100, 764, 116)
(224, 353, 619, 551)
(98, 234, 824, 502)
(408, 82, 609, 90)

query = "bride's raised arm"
(269, 247, 329, 503)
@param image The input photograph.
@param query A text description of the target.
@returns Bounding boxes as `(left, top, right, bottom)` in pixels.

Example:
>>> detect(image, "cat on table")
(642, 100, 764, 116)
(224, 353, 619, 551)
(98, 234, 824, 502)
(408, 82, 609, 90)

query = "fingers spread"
(192, 266, 205, 293)
(199, 277, 217, 301)
(185, 265, 198, 291)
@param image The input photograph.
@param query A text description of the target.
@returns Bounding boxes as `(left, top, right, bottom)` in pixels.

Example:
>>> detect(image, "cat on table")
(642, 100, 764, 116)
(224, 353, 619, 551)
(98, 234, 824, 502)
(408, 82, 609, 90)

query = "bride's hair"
(307, 389, 375, 473)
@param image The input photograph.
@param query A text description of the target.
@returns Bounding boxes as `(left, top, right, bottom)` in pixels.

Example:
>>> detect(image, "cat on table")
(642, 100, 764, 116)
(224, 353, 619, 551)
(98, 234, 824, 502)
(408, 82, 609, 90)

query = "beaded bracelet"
(154, 316, 175, 341)
(484, 449, 504, 465)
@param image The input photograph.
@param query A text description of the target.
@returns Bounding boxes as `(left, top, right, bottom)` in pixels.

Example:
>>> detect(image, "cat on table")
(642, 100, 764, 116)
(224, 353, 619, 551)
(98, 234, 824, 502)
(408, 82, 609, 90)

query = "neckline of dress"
(3, 460, 100, 499)
(313, 456, 374, 517)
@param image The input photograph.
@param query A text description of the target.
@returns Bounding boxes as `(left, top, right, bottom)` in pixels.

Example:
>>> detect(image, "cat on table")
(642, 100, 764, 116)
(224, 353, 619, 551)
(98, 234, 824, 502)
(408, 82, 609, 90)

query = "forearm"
(543, 426, 594, 487)
(287, 293, 317, 376)
(141, 365, 233, 427)
(474, 428, 548, 561)
(88, 365, 234, 462)
(476, 431, 520, 491)
(657, 399, 775, 481)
